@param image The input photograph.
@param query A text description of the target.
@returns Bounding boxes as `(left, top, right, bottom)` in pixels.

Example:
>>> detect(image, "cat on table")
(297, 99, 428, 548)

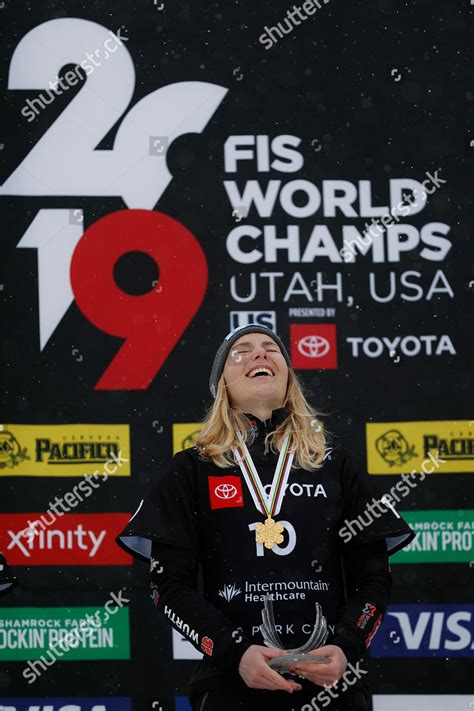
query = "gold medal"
(255, 516, 284, 549)
(233, 429, 295, 551)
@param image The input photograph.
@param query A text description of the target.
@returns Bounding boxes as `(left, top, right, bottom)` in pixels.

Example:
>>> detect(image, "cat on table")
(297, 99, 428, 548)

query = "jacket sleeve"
(331, 538, 391, 666)
(0, 551, 18, 598)
(115, 450, 254, 672)
(338, 447, 416, 555)
(330, 447, 416, 666)
(148, 538, 254, 671)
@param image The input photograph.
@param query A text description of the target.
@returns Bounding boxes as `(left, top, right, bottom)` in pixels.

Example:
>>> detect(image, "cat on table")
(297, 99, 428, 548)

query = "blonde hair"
(194, 368, 332, 471)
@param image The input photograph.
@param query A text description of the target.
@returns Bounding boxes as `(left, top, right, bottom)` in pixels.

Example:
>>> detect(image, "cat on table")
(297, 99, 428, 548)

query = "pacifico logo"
(375, 430, 418, 467)
(35, 437, 120, 464)
(35, 439, 119, 463)
(366, 420, 474, 474)
(172, 423, 203, 455)
(0, 425, 131, 477)
(0, 430, 30, 470)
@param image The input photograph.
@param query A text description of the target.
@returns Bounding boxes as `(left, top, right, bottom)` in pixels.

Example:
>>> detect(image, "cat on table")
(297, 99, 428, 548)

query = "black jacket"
(115, 407, 415, 696)
(0, 551, 18, 598)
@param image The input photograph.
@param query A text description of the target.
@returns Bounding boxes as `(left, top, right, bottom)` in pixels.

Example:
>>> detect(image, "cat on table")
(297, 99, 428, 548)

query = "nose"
(250, 346, 268, 360)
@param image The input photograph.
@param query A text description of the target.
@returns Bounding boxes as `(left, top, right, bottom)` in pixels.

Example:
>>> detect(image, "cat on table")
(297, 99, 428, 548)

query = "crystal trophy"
(259, 593, 330, 673)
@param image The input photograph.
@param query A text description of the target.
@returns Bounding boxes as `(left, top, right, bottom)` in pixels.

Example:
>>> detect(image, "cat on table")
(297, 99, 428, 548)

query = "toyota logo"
(214, 483, 238, 499)
(297, 335, 330, 358)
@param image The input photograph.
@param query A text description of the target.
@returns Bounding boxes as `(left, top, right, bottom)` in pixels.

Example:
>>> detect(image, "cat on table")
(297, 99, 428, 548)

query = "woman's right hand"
(238, 645, 303, 693)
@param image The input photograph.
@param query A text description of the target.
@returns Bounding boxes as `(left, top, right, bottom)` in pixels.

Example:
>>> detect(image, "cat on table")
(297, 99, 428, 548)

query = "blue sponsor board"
(370, 604, 474, 657)
(0, 698, 132, 711)
(175, 697, 192, 711)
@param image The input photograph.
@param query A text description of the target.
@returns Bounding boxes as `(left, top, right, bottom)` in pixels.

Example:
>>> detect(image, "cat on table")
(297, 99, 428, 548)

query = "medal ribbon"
(232, 430, 294, 518)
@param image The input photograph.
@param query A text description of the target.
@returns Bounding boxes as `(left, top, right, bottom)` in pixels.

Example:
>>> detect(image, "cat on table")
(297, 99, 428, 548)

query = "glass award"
(259, 593, 331, 673)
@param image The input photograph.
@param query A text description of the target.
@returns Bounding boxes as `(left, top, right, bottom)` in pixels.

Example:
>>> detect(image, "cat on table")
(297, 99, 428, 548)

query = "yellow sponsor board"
(366, 420, 474, 474)
(172, 423, 203, 455)
(0, 424, 131, 477)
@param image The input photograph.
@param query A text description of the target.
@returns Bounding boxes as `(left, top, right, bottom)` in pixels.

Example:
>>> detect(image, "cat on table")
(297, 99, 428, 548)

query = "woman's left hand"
(287, 644, 348, 687)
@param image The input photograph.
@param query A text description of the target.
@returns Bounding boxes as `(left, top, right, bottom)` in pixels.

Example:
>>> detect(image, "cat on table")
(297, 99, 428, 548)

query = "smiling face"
(222, 332, 289, 417)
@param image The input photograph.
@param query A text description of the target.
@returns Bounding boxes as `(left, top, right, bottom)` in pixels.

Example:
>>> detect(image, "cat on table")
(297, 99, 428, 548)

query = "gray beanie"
(209, 324, 292, 398)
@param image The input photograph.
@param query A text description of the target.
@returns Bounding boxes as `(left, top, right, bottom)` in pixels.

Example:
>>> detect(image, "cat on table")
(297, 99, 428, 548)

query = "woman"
(116, 324, 415, 711)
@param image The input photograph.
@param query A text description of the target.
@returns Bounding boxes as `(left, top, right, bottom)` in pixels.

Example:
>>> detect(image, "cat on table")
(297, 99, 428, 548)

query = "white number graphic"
(17, 209, 84, 348)
(248, 520, 297, 557)
(2, 18, 227, 347)
(2, 18, 227, 208)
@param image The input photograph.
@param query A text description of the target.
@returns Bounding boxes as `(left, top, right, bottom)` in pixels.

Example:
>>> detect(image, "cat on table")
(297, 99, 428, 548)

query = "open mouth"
(246, 367, 275, 379)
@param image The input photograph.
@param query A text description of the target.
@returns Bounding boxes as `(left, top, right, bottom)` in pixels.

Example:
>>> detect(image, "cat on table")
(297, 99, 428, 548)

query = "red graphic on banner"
(0, 513, 132, 566)
(290, 324, 337, 370)
(70, 209, 208, 390)
(208, 476, 244, 510)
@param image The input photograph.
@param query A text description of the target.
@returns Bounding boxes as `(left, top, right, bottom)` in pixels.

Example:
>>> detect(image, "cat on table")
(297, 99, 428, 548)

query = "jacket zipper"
(263, 419, 271, 456)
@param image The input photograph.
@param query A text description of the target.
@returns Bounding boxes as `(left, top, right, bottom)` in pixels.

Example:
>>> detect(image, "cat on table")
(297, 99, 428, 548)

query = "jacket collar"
(242, 406, 290, 431)
(234, 407, 290, 460)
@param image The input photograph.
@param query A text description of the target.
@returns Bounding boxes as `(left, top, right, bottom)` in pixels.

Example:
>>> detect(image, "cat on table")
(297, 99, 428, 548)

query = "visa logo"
(0, 698, 131, 711)
(175, 698, 192, 711)
(370, 604, 474, 657)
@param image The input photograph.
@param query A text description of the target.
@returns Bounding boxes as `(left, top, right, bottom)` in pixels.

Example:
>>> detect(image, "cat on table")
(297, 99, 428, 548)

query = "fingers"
(243, 646, 304, 693)
(255, 665, 302, 693)
(292, 670, 339, 686)
(260, 645, 291, 659)
(262, 667, 296, 692)
(288, 661, 340, 686)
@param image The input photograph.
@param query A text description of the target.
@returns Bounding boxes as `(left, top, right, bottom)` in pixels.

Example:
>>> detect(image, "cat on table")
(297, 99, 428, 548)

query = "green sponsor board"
(0, 607, 130, 660)
(392, 510, 474, 563)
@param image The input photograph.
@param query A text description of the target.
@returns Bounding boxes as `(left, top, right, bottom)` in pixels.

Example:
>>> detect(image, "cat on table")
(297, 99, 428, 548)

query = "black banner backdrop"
(1, 1, 473, 710)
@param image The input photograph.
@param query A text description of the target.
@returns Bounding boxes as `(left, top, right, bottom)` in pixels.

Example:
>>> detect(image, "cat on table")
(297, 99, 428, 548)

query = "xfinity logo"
(7, 525, 106, 558)
(0, 513, 131, 566)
